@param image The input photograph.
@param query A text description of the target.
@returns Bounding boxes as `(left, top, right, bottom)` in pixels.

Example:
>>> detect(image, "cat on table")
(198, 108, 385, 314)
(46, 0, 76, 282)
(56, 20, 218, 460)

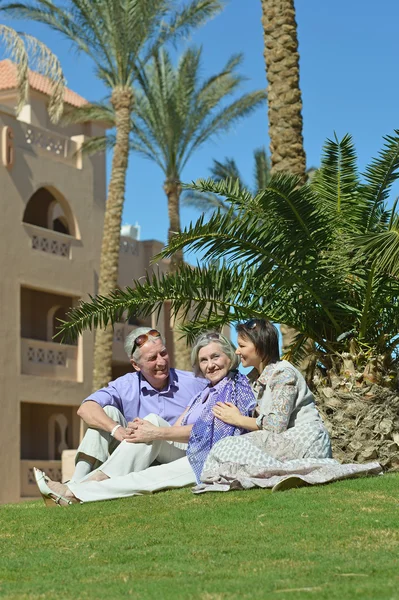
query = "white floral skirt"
(194, 422, 381, 493)
(203, 421, 332, 472)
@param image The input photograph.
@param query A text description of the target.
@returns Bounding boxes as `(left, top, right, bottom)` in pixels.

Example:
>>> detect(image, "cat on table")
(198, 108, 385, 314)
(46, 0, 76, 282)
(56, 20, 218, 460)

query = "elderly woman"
(34, 332, 255, 506)
(199, 319, 333, 489)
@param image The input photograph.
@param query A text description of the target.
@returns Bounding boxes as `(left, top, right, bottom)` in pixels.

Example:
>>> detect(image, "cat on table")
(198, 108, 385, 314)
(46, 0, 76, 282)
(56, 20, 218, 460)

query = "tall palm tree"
(77, 47, 266, 367)
(131, 47, 266, 268)
(0, 24, 65, 120)
(3, 0, 223, 389)
(261, 0, 307, 352)
(130, 47, 266, 366)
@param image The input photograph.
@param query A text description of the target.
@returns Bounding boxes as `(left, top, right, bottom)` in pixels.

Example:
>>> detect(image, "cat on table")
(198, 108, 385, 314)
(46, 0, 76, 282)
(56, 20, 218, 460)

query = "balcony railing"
(21, 460, 62, 497)
(120, 236, 139, 256)
(21, 338, 78, 380)
(24, 223, 73, 258)
(19, 121, 80, 168)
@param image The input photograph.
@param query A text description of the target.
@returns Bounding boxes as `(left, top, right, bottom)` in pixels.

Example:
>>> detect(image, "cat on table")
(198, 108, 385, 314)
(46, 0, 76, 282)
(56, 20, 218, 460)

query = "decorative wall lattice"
(27, 346, 67, 366)
(23, 123, 79, 166)
(120, 238, 139, 256)
(31, 234, 70, 257)
(27, 467, 62, 485)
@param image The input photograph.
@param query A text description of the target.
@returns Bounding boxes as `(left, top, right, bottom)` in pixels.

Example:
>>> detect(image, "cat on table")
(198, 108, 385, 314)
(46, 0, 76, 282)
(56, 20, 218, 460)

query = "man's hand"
(212, 402, 243, 427)
(124, 419, 160, 444)
(111, 426, 136, 443)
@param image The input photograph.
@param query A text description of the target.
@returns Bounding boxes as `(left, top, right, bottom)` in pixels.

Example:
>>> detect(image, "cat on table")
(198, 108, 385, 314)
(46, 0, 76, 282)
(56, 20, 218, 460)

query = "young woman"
(201, 319, 332, 484)
(34, 332, 255, 506)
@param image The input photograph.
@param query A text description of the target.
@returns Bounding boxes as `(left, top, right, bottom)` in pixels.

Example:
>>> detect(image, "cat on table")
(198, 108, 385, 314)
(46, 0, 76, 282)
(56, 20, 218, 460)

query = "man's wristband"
(110, 424, 121, 437)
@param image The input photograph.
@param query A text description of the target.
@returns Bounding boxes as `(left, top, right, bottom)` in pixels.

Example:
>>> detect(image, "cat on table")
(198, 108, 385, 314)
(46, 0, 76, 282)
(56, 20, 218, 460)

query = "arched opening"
(47, 304, 77, 344)
(53, 217, 69, 234)
(48, 413, 69, 460)
(23, 187, 78, 237)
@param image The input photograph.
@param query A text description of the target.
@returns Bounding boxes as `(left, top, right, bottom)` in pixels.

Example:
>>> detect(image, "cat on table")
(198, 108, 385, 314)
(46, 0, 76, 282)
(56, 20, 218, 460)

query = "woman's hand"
(125, 419, 160, 444)
(212, 402, 243, 426)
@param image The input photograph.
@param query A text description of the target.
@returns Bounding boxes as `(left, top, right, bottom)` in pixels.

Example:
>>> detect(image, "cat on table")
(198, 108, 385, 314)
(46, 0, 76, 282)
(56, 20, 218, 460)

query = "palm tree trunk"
(164, 178, 183, 271)
(163, 178, 192, 371)
(261, 0, 307, 356)
(92, 87, 134, 391)
(261, 0, 307, 180)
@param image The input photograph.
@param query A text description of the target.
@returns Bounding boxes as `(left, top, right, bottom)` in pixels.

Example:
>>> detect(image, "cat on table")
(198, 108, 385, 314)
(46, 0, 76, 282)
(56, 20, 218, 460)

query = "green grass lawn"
(0, 474, 398, 600)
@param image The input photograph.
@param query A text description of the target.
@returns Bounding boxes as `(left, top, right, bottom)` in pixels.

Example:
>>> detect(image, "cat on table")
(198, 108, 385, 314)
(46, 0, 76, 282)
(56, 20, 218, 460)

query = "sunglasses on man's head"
(131, 329, 160, 356)
(244, 319, 258, 330)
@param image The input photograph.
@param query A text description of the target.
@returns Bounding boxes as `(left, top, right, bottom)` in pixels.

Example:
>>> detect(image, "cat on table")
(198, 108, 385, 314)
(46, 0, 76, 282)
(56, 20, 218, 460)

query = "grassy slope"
(0, 474, 398, 600)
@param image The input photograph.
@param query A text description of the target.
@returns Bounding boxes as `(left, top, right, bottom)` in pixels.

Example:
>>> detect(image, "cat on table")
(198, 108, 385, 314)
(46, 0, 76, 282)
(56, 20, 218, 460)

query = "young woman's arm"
(213, 367, 298, 432)
(212, 402, 259, 430)
(255, 367, 297, 433)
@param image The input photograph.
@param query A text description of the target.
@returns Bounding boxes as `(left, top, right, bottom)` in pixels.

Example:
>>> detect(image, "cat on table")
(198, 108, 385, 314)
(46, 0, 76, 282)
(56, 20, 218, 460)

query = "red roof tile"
(0, 59, 87, 107)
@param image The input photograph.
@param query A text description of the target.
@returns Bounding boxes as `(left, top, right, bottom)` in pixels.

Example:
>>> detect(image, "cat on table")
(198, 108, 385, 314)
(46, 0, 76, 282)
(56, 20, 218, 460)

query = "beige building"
(0, 61, 172, 504)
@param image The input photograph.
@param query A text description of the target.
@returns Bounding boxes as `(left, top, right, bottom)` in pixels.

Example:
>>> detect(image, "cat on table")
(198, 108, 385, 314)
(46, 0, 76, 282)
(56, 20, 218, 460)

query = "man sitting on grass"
(71, 327, 206, 483)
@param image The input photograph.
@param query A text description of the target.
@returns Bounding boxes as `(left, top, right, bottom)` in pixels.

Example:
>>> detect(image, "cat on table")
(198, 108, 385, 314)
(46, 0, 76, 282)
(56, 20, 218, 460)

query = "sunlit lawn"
(0, 473, 398, 600)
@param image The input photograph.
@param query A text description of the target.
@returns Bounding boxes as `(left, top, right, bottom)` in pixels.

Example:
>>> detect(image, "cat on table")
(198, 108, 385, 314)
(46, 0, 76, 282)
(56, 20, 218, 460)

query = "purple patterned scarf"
(186, 371, 256, 483)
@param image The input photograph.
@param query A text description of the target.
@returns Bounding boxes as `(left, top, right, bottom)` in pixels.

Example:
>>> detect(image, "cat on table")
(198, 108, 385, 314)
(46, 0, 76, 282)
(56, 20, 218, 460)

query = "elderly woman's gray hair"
(191, 331, 239, 376)
(125, 327, 165, 362)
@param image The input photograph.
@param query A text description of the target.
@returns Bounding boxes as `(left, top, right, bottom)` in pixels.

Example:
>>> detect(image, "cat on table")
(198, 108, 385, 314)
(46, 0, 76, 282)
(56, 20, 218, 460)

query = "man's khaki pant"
(68, 414, 194, 503)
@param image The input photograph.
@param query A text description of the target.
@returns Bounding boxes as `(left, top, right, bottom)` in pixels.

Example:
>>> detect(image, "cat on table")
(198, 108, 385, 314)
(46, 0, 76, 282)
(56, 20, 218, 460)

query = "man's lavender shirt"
(83, 368, 207, 424)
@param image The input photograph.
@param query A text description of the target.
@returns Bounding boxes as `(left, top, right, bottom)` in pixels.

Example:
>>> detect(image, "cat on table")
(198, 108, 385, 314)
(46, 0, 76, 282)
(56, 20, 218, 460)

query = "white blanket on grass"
(192, 458, 383, 493)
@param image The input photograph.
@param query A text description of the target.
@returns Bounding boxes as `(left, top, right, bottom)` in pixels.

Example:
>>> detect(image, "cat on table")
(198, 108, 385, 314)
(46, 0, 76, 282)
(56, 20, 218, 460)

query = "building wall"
(0, 93, 173, 503)
(0, 96, 105, 503)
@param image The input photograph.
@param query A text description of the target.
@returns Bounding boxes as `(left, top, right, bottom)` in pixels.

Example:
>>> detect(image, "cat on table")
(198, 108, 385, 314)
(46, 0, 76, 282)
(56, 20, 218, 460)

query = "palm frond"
(146, 0, 223, 60)
(184, 90, 266, 168)
(0, 24, 65, 120)
(80, 134, 114, 155)
(181, 189, 234, 215)
(131, 45, 266, 176)
(56, 129, 399, 369)
(355, 223, 399, 278)
(363, 130, 399, 231)
(62, 102, 115, 125)
(253, 147, 271, 191)
(311, 133, 362, 229)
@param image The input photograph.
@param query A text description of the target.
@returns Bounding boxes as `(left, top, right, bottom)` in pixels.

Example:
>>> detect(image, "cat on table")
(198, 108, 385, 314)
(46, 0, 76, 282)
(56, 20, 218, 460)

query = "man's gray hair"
(191, 331, 239, 377)
(125, 326, 165, 362)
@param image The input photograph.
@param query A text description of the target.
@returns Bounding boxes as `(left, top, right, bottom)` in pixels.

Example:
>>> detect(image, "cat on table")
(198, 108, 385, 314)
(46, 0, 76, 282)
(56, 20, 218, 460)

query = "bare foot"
(85, 470, 110, 482)
(47, 479, 78, 502)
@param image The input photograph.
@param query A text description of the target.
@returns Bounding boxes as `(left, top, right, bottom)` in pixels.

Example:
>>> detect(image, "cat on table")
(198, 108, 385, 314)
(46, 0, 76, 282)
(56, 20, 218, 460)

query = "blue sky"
(5, 0, 399, 246)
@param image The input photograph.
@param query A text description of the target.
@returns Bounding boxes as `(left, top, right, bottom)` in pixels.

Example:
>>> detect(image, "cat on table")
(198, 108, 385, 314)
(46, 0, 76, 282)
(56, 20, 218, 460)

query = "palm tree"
(73, 47, 266, 368)
(182, 148, 271, 215)
(0, 24, 65, 120)
(60, 130, 399, 385)
(2, 0, 223, 389)
(59, 131, 399, 467)
(261, 0, 307, 352)
(130, 47, 266, 366)
(131, 48, 266, 266)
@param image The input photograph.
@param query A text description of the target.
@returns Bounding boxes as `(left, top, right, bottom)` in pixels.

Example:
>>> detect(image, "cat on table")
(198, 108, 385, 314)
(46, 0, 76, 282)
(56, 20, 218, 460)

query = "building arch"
(47, 304, 76, 344)
(22, 186, 80, 239)
(48, 413, 69, 460)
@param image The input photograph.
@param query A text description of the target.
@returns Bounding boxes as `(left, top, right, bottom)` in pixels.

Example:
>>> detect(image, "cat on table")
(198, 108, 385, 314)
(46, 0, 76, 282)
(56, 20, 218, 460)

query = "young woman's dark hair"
(235, 319, 280, 364)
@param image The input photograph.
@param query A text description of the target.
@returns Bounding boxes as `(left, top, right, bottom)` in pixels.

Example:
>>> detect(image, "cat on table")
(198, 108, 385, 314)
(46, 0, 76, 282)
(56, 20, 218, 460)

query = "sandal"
(272, 475, 310, 492)
(33, 468, 76, 507)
